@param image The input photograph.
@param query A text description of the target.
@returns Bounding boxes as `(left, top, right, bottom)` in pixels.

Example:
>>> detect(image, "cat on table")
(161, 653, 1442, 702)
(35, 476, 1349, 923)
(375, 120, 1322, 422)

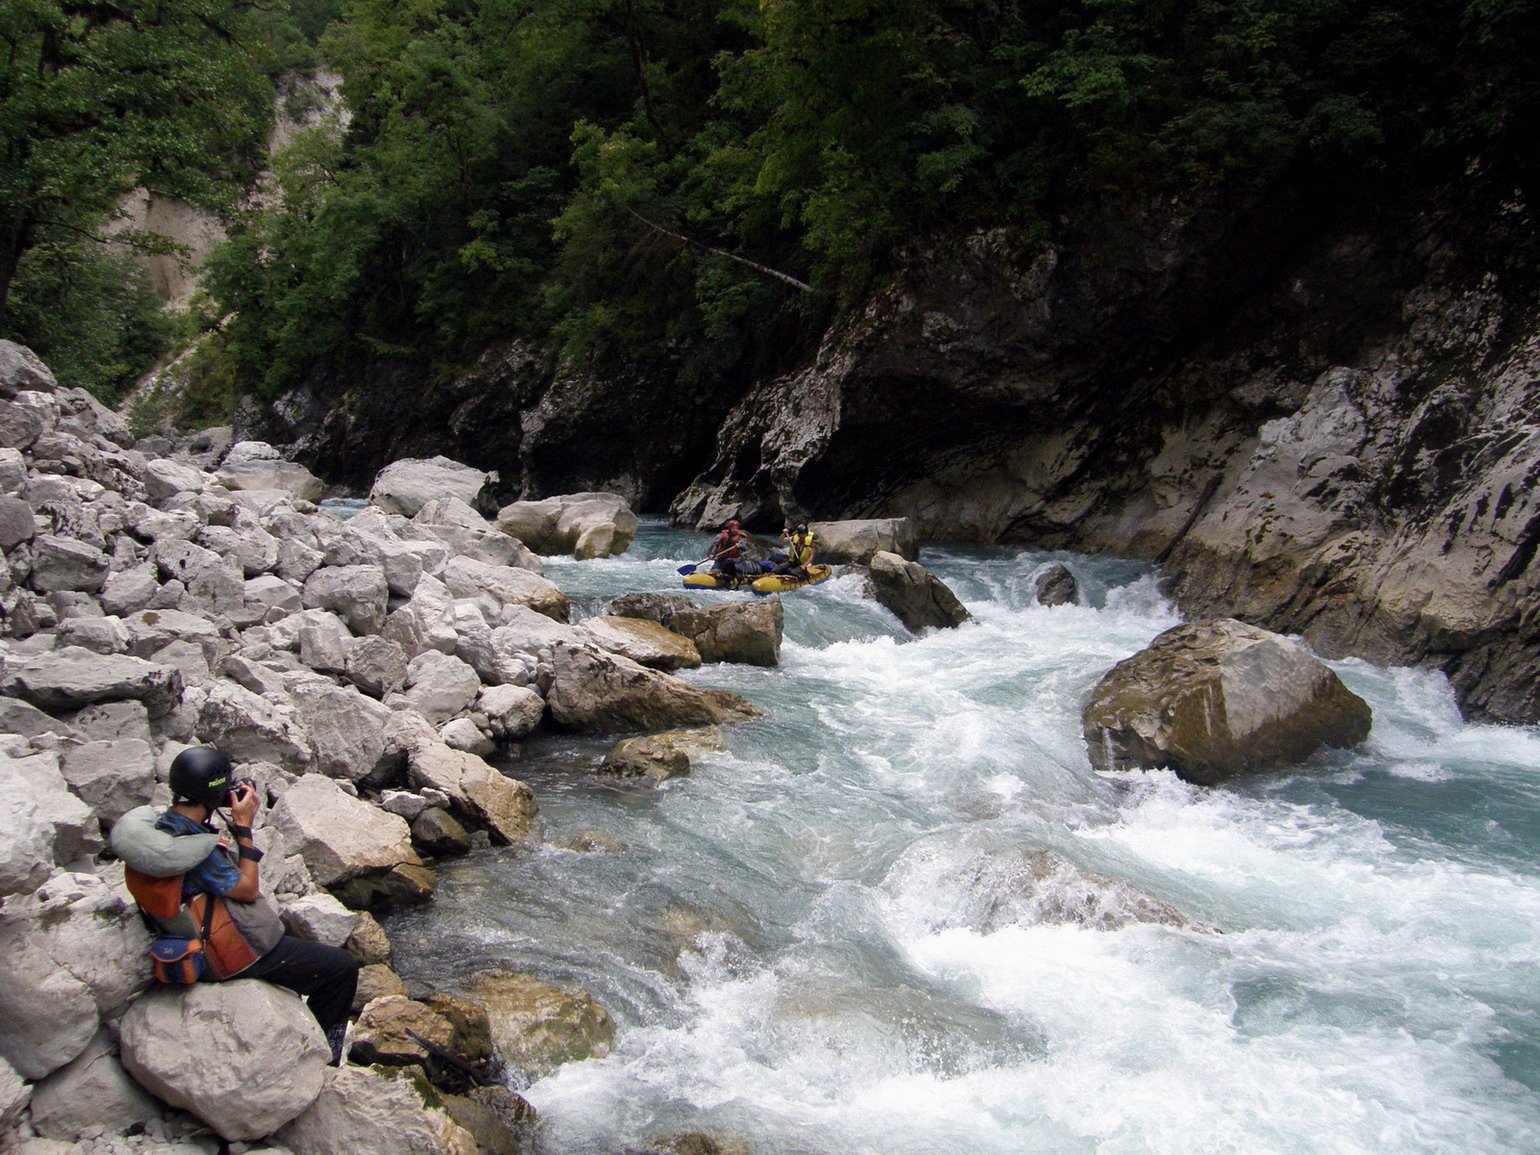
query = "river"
(384, 519, 1540, 1154)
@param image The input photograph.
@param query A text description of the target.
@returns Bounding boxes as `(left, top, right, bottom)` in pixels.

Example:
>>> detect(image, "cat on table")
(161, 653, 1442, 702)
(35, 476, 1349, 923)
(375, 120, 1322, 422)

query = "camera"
(230, 777, 258, 801)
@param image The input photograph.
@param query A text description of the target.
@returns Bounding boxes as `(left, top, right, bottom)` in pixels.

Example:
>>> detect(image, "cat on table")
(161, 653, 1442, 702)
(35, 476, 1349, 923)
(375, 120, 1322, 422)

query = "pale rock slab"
(398, 650, 481, 726)
(544, 642, 758, 732)
(197, 680, 313, 770)
(274, 1064, 478, 1155)
(2, 646, 182, 715)
(412, 497, 540, 571)
(440, 555, 568, 622)
(119, 981, 329, 1141)
(574, 615, 701, 671)
(286, 676, 393, 783)
(29, 535, 110, 593)
(476, 683, 545, 740)
(493, 492, 638, 559)
(301, 565, 389, 635)
(281, 891, 361, 947)
(369, 455, 490, 518)
(344, 634, 410, 698)
(269, 774, 422, 888)
(0, 872, 150, 1079)
(58, 737, 155, 824)
(865, 550, 971, 633)
(388, 713, 537, 844)
(29, 1030, 161, 1142)
(0, 1054, 28, 1133)
(807, 518, 918, 564)
(0, 750, 103, 896)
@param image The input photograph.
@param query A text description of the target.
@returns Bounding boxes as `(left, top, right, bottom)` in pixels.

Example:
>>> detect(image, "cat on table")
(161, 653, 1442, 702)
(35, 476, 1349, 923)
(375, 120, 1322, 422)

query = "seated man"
(707, 518, 752, 579)
(114, 747, 360, 1065)
(777, 523, 816, 576)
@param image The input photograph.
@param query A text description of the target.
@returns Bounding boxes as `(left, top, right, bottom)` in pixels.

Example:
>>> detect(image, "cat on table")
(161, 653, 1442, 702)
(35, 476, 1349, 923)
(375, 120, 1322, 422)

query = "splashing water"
(386, 521, 1540, 1154)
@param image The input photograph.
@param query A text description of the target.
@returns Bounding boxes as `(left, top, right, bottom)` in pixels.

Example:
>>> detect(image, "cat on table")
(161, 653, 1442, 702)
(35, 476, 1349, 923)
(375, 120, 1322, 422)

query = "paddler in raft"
(707, 518, 754, 581)
(773, 523, 816, 578)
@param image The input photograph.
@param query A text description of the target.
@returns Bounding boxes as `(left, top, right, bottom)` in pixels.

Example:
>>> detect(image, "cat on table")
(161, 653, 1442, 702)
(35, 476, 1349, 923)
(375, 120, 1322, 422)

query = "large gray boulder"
(440, 555, 568, 622)
(1082, 619, 1373, 784)
(493, 492, 638, 559)
(0, 873, 149, 1080)
(58, 737, 155, 824)
(544, 643, 759, 733)
(119, 981, 330, 1141)
(369, 456, 491, 518)
(574, 615, 701, 671)
(269, 774, 424, 889)
(865, 551, 971, 633)
(476, 683, 545, 740)
(302, 564, 389, 635)
(0, 749, 100, 896)
(0, 1055, 28, 1133)
(28, 1030, 161, 1142)
(197, 680, 313, 770)
(1034, 563, 1080, 607)
(607, 593, 783, 666)
(397, 649, 481, 726)
(28, 535, 110, 593)
(275, 1064, 478, 1155)
(808, 518, 918, 564)
(215, 441, 324, 502)
(412, 496, 541, 571)
(1, 646, 182, 715)
(0, 339, 58, 395)
(287, 676, 394, 783)
(389, 714, 538, 844)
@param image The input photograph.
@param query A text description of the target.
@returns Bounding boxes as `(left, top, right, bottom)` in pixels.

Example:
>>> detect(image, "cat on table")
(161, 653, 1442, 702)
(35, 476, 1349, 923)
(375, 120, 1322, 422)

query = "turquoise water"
(386, 520, 1540, 1154)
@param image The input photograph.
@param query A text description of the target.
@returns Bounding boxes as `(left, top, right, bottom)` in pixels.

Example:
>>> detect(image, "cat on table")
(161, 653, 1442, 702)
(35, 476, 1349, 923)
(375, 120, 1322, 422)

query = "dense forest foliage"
(5, 0, 1536, 407)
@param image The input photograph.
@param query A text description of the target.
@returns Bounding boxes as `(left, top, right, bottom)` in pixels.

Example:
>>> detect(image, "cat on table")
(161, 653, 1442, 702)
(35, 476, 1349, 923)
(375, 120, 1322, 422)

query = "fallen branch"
(625, 206, 812, 293)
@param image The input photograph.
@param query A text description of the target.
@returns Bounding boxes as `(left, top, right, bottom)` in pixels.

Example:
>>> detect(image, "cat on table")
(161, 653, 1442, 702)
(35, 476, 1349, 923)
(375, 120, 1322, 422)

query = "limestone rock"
(399, 650, 481, 726)
(1082, 618, 1372, 784)
(0, 339, 58, 395)
(459, 970, 616, 1077)
(439, 555, 569, 622)
(282, 891, 362, 947)
(274, 1064, 478, 1155)
(287, 677, 393, 783)
(345, 634, 411, 698)
(196, 680, 313, 770)
(666, 599, 783, 666)
(600, 728, 724, 785)
(1034, 563, 1080, 606)
(354, 964, 409, 1012)
(349, 995, 488, 1076)
(807, 518, 918, 564)
(575, 615, 701, 671)
(476, 683, 545, 740)
(389, 714, 537, 844)
(1, 646, 183, 716)
(544, 642, 758, 732)
(28, 1030, 161, 1142)
(58, 737, 155, 824)
(216, 444, 324, 502)
(0, 873, 149, 1079)
(118, 981, 329, 1141)
(369, 456, 491, 518)
(347, 912, 395, 967)
(865, 551, 970, 633)
(412, 807, 473, 857)
(0, 1054, 28, 1133)
(0, 749, 100, 896)
(412, 497, 541, 571)
(493, 492, 638, 559)
(269, 774, 423, 889)
(28, 535, 110, 593)
(142, 458, 207, 505)
(302, 565, 389, 636)
(0, 493, 36, 549)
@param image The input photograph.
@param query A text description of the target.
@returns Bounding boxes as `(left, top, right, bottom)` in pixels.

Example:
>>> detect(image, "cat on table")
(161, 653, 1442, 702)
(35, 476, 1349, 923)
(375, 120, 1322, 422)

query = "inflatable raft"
(682, 564, 833, 593)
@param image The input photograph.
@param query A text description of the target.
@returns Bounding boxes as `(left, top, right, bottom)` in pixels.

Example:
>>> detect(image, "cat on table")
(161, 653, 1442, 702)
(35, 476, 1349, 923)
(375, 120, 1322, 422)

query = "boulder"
(197, 680, 313, 770)
(282, 891, 362, 947)
(0, 873, 149, 1080)
(119, 981, 330, 1141)
(605, 591, 695, 622)
(302, 564, 389, 636)
(29, 535, 110, 593)
(808, 518, 918, 564)
(666, 599, 783, 666)
(441, 1086, 534, 1155)
(440, 716, 496, 757)
(354, 964, 410, 1012)
(61, 698, 152, 744)
(142, 457, 207, 505)
(216, 454, 324, 502)
(600, 728, 724, 785)
(0, 493, 36, 549)
(1034, 563, 1080, 607)
(575, 616, 701, 671)
(440, 555, 568, 622)
(412, 496, 542, 571)
(246, 572, 305, 622)
(0, 695, 81, 741)
(865, 551, 970, 633)
(0, 749, 100, 896)
(389, 714, 537, 844)
(349, 995, 492, 1078)
(381, 574, 460, 659)
(297, 608, 353, 671)
(119, 607, 223, 662)
(0, 1055, 28, 1133)
(58, 737, 155, 824)
(0, 446, 24, 493)
(28, 1030, 161, 1142)
(493, 492, 638, 559)
(0, 339, 58, 395)
(347, 912, 395, 967)
(345, 634, 411, 698)
(275, 1064, 478, 1155)
(269, 774, 423, 889)
(412, 807, 473, 857)
(544, 643, 759, 732)
(201, 522, 282, 577)
(288, 677, 394, 783)
(458, 970, 615, 1077)
(476, 683, 545, 740)
(398, 650, 482, 726)
(1082, 618, 1373, 784)
(370, 456, 491, 518)
(0, 397, 44, 450)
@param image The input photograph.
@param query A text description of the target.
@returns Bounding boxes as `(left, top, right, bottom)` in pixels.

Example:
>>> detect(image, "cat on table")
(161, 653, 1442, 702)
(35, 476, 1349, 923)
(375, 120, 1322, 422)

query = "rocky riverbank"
(0, 342, 794, 1152)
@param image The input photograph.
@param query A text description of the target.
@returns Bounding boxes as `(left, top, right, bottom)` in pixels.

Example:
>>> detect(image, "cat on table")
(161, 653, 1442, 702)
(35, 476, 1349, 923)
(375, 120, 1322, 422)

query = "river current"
(385, 519, 1540, 1154)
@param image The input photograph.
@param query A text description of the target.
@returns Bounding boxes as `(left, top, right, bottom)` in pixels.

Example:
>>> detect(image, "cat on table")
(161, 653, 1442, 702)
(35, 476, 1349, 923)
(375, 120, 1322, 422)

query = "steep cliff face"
(672, 180, 1540, 723)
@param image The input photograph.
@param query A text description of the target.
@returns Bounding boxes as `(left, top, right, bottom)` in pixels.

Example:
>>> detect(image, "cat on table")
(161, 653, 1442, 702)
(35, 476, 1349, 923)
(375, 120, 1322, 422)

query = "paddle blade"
(677, 562, 701, 575)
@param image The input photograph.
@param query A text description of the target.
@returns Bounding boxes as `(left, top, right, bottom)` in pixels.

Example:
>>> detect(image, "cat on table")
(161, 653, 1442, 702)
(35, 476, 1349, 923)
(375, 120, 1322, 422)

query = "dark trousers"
(242, 935, 360, 1035)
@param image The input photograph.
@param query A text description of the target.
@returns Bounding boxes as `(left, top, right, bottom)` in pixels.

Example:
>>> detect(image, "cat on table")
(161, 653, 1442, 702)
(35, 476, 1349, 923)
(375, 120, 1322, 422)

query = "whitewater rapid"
(385, 522, 1540, 1154)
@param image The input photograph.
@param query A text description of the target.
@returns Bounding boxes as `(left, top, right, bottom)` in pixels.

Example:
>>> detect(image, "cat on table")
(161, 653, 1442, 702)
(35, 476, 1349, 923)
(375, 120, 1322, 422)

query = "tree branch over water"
(624, 207, 811, 294)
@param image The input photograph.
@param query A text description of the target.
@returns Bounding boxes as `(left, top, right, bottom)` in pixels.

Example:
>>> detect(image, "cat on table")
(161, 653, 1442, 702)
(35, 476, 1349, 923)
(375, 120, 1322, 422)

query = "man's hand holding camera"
(225, 778, 264, 900)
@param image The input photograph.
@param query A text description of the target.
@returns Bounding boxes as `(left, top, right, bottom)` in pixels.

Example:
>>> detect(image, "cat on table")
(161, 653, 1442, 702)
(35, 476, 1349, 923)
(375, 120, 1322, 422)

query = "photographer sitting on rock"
(113, 747, 360, 1065)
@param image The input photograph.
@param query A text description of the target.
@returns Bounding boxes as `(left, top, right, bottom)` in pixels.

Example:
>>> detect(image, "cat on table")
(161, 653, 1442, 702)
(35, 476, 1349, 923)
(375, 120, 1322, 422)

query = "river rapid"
(385, 520, 1540, 1155)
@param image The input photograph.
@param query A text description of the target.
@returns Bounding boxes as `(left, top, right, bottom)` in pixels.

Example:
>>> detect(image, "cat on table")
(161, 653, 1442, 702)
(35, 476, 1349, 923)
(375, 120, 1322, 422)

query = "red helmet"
(727, 519, 741, 530)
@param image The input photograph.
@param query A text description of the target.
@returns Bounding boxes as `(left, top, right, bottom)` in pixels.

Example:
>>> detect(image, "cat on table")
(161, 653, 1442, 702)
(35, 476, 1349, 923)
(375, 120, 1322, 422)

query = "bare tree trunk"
(0, 216, 32, 325)
(625, 207, 812, 293)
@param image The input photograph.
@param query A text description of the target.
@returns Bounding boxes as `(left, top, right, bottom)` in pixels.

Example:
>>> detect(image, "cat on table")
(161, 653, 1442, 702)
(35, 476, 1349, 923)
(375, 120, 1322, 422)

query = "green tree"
(0, 0, 273, 322)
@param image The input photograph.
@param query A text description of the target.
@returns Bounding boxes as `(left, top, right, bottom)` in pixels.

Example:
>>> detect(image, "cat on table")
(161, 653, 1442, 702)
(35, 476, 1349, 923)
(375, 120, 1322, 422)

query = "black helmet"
(169, 747, 234, 810)
(795, 524, 807, 535)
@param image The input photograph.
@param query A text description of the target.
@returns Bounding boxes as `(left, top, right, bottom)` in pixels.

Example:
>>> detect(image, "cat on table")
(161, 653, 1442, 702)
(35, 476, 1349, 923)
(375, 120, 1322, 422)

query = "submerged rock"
(1033, 563, 1079, 607)
(458, 969, 616, 1078)
(1082, 618, 1372, 784)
